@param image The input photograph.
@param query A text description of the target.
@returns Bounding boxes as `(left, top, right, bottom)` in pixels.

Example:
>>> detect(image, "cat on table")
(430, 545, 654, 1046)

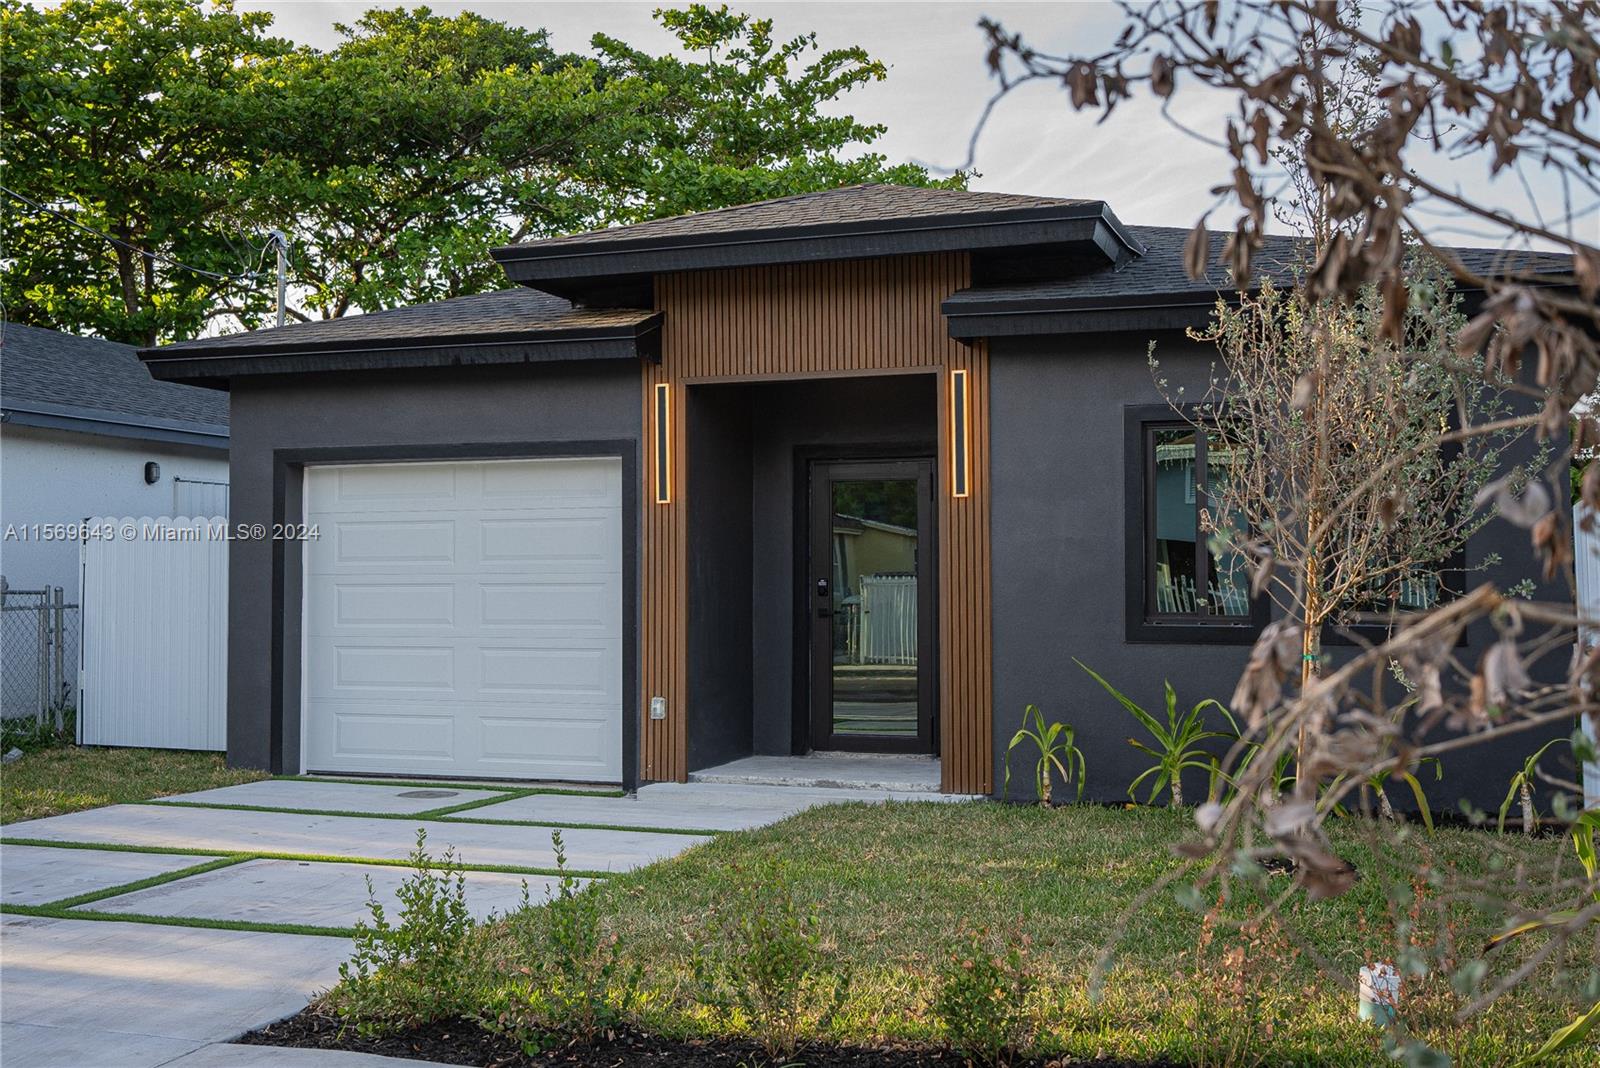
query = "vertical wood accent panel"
(641, 253, 992, 794)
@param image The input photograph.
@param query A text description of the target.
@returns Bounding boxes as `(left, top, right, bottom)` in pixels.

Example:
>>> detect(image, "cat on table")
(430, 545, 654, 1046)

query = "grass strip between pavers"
(0, 836, 613, 879)
(138, 799, 724, 837)
(43, 855, 252, 910)
(275, 774, 624, 798)
(0, 901, 358, 939)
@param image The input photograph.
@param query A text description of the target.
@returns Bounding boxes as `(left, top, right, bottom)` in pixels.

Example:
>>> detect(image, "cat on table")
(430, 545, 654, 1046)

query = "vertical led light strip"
(654, 382, 671, 504)
(950, 368, 970, 498)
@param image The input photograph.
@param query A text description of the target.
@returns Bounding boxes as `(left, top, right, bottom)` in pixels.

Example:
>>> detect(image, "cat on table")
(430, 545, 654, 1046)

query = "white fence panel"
(858, 575, 917, 665)
(1573, 507, 1600, 805)
(79, 517, 227, 750)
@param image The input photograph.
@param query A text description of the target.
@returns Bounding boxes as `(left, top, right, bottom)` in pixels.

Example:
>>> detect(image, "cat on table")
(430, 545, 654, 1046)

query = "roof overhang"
(943, 289, 1234, 338)
(942, 273, 1579, 340)
(493, 203, 1145, 304)
(2, 400, 228, 448)
(139, 315, 663, 388)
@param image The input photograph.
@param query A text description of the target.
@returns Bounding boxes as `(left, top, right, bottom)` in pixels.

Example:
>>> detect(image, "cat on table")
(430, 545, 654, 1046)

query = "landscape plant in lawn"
(482, 829, 640, 1050)
(1077, 660, 1237, 807)
(1499, 738, 1570, 835)
(1002, 704, 1086, 806)
(330, 828, 476, 1037)
(689, 868, 850, 1059)
(932, 928, 1035, 1067)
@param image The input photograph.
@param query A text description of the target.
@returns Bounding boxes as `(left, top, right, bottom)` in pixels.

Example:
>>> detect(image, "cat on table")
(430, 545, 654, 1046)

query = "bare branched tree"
(973, 0, 1600, 1055)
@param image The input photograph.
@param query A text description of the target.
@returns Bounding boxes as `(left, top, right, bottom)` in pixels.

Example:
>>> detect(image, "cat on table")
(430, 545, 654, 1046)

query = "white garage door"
(302, 458, 623, 782)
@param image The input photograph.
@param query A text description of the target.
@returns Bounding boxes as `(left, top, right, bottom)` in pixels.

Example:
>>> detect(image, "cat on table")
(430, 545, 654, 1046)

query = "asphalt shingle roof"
(145, 287, 657, 356)
(500, 185, 1101, 254)
(2, 322, 228, 429)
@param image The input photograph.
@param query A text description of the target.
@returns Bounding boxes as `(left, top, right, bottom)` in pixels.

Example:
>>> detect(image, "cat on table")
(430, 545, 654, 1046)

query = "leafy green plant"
(1498, 738, 1567, 835)
(488, 829, 639, 1046)
(1077, 661, 1235, 807)
(690, 874, 848, 1058)
(1002, 704, 1086, 806)
(332, 828, 475, 1036)
(932, 928, 1034, 1067)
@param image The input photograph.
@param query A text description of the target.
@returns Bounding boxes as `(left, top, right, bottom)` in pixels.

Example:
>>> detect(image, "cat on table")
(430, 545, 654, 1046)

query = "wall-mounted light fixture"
(144, 461, 161, 485)
(653, 382, 671, 504)
(949, 369, 970, 498)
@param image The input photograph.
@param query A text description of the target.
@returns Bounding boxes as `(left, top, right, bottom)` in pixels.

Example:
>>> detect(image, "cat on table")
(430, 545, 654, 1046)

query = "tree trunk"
(1376, 785, 1395, 821)
(1171, 773, 1184, 808)
(1520, 781, 1535, 836)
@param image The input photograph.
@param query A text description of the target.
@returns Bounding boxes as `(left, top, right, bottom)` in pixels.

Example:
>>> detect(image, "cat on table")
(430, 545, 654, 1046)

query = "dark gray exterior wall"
(224, 360, 641, 780)
(685, 386, 755, 770)
(988, 331, 1570, 811)
(681, 374, 937, 769)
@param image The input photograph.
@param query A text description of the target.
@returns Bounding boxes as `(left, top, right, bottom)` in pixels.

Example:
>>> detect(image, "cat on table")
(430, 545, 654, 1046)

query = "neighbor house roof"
(138, 288, 663, 387)
(2, 323, 228, 447)
(942, 226, 1578, 336)
(491, 184, 1143, 301)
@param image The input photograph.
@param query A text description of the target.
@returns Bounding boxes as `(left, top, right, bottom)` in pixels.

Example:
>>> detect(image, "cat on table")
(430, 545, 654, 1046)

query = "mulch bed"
(239, 1009, 1175, 1067)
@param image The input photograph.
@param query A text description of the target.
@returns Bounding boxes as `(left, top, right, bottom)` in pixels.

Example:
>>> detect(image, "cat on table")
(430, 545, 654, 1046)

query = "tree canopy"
(2, 1, 960, 345)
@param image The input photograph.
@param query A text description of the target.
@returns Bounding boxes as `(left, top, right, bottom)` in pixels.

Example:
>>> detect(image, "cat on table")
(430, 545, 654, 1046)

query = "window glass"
(1151, 427, 1199, 614)
(1202, 431, 1250, 617)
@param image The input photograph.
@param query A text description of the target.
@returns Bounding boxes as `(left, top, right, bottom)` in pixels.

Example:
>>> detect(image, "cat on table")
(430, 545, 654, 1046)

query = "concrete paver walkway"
(1, 773, 951, 1067)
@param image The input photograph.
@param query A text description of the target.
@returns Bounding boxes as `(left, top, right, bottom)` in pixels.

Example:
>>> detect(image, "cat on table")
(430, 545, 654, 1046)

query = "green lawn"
(446, 801, 1594, 1066)
(1, 745, 267, 824)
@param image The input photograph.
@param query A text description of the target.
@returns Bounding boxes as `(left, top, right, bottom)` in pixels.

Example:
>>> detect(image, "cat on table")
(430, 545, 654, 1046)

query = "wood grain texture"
(641, 253, 992, 793)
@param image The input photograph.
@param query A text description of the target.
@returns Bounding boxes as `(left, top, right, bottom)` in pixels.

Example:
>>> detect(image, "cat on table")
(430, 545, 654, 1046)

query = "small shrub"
(691, 875, 848, 1059)
(1188, 908, 1299, 1068)
(932, 928, 1034, 1067)
(482, 829, 639, 1049)
(331, 828, 475, 1036)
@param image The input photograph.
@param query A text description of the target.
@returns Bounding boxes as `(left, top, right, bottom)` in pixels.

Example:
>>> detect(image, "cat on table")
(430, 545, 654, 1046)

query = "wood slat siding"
(641, 253, 992, 794)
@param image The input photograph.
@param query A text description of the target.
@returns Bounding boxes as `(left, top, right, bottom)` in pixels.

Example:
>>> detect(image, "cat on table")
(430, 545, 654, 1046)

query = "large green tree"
(590, 5, 961, 219)
(3, 1, 957, 344)
(2, 0, 293, 344)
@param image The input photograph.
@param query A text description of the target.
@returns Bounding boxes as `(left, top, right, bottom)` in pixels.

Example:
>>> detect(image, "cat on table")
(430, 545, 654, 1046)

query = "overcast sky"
(239, 1, 1575, 245)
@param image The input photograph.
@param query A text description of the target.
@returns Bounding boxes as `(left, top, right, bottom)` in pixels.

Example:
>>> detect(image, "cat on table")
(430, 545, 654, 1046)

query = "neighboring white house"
(1, 322, 230, 602)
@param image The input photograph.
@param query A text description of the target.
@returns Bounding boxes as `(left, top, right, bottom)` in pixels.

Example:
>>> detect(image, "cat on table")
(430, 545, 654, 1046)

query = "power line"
(1, 184, 265, 285)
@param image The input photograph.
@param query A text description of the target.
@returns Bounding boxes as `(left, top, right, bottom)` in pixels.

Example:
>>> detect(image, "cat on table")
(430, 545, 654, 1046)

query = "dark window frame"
(1124, 404, 1268, 644)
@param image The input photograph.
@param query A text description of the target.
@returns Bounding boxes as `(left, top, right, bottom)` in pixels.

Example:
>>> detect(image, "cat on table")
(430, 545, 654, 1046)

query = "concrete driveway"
(0, 774, 943, 1067)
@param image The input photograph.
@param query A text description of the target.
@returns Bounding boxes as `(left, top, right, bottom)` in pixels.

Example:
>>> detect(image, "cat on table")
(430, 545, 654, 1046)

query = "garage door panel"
(309, 463, 459, 510)
(477, 717, 614, 769)
(479, 513, 619, 571)
(479, 643, 620, 704)
(331, 710, 455, 761)
(330, 519, 456, 568)
(479, 579, 618, 633)
(480, 457, 620, 507)
(303, 459, 623, 782)
(328, 582, 457, 628)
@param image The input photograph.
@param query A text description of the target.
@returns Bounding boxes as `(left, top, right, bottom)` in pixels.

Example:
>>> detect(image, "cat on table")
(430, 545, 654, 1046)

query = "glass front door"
(808, 459, 935, 753)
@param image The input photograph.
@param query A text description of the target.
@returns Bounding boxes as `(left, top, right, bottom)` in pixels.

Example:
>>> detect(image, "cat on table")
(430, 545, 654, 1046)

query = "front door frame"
(801, 451, 938, 755)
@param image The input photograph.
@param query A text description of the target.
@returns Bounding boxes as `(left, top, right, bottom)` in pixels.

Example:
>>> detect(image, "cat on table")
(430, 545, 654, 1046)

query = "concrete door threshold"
(687, 752, 944, 792)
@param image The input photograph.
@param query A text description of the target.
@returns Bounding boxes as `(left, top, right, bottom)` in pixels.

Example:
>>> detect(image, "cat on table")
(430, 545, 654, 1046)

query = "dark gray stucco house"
(137, 185, 1568, 805)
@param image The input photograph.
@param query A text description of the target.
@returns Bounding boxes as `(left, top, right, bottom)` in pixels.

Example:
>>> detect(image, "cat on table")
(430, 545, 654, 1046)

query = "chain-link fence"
(1, 577, 80, 723)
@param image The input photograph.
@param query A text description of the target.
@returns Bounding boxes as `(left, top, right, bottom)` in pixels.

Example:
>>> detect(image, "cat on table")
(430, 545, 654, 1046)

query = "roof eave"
(140, 316, 663, 388)
(2, 402, 229, 448)
(492, 204, 1140, 289)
